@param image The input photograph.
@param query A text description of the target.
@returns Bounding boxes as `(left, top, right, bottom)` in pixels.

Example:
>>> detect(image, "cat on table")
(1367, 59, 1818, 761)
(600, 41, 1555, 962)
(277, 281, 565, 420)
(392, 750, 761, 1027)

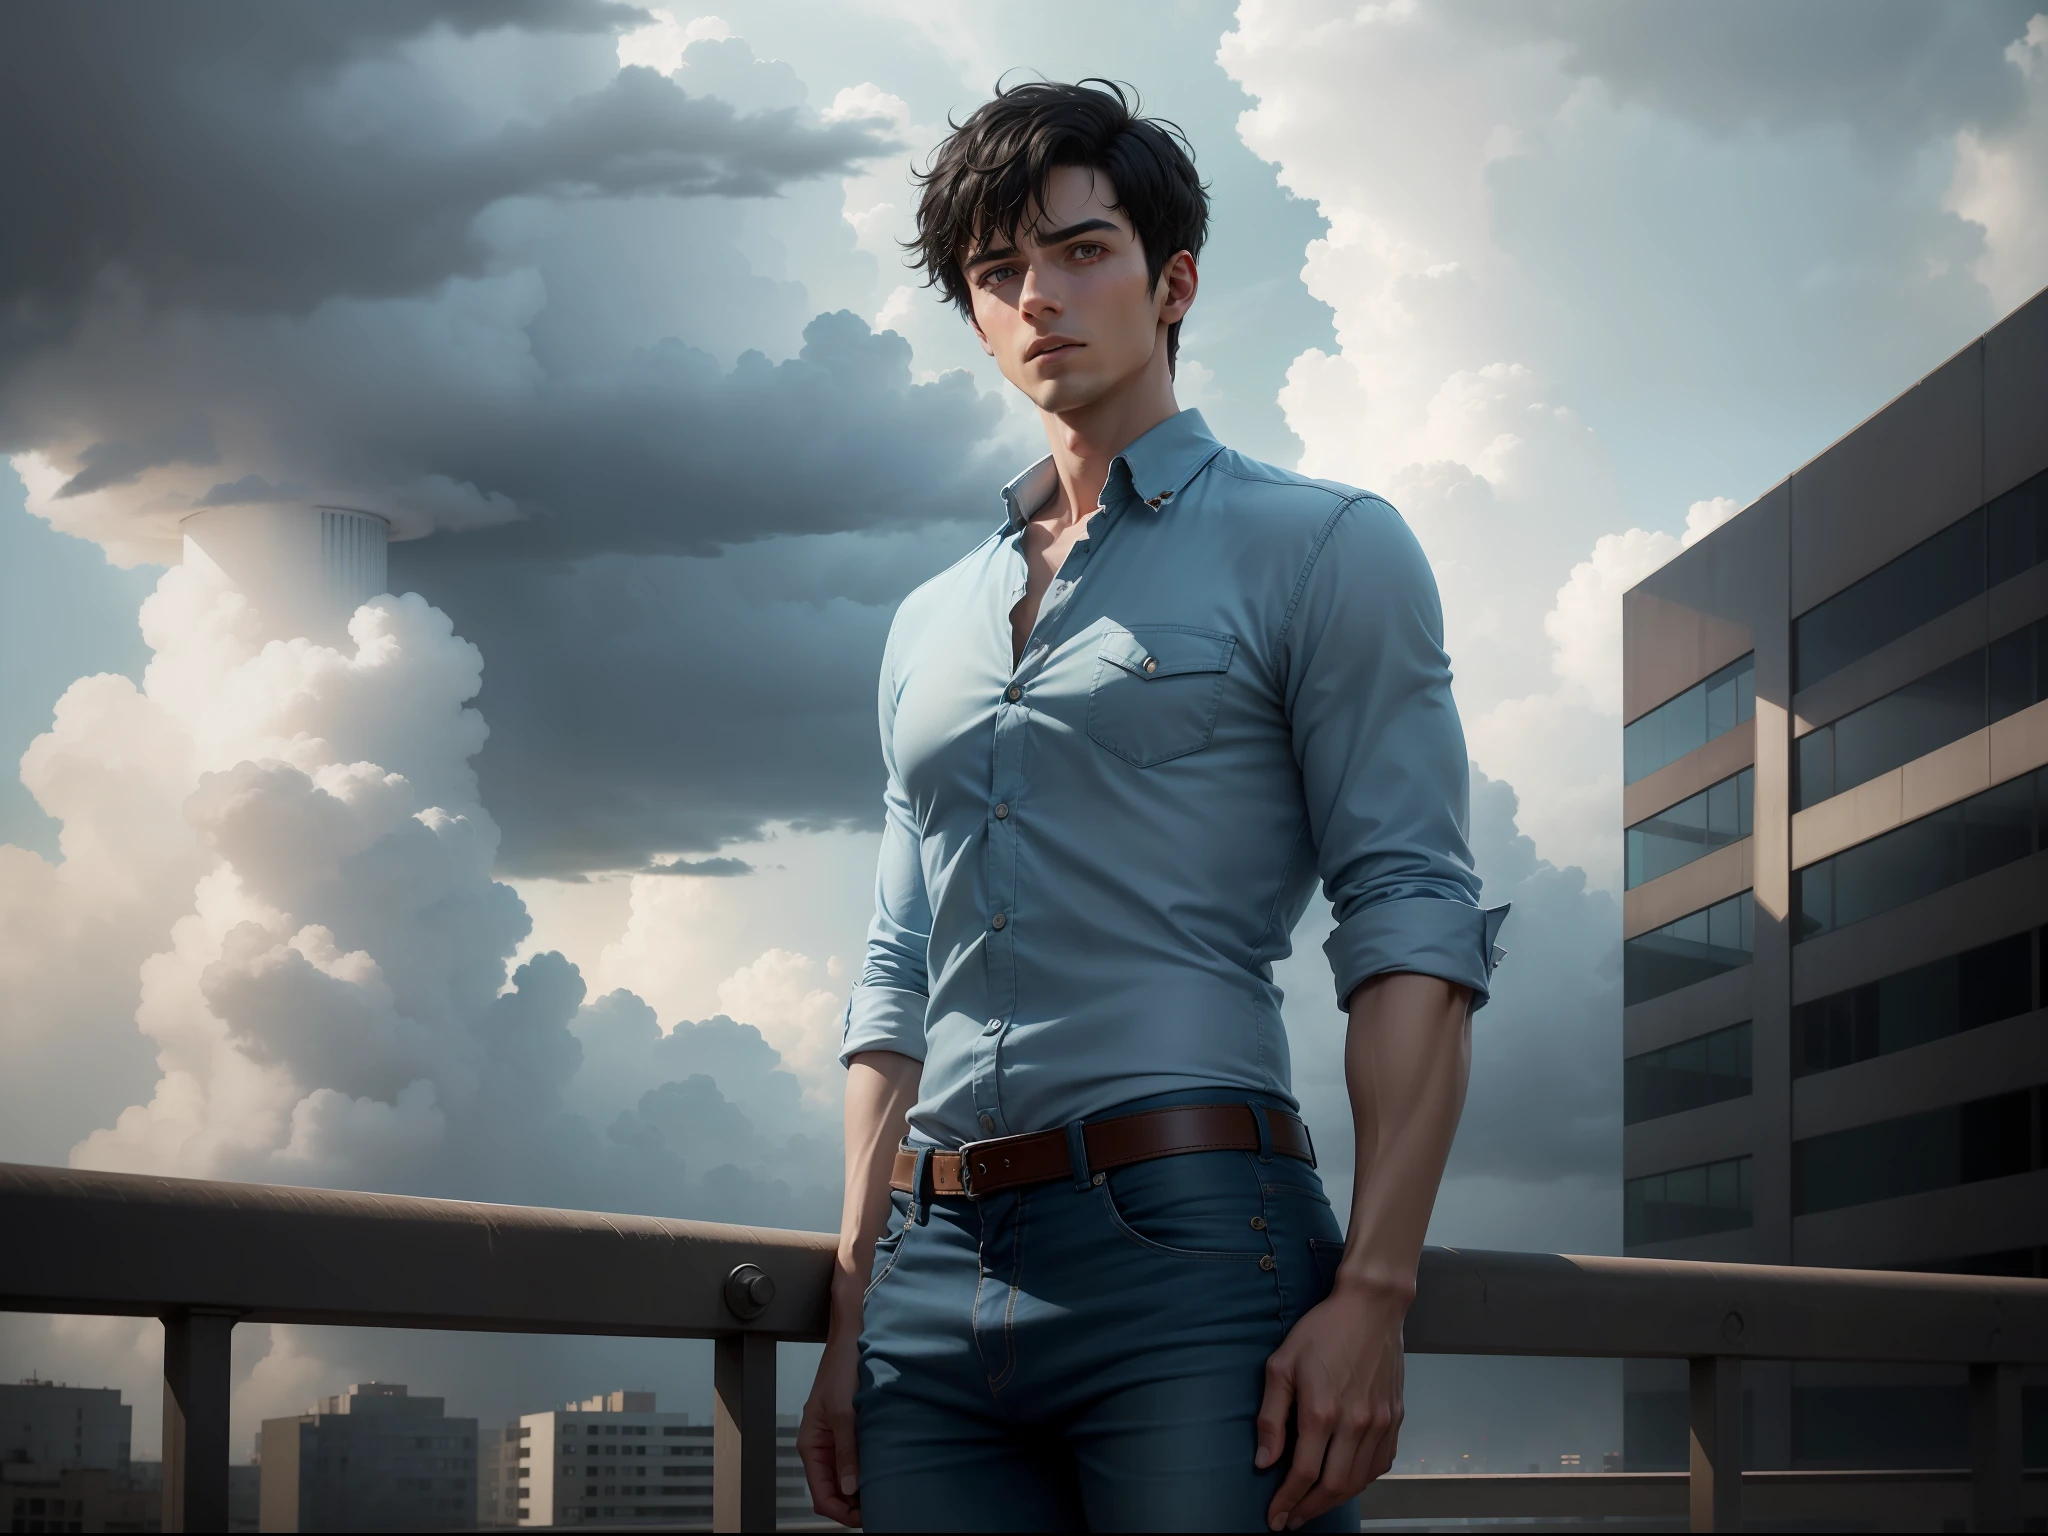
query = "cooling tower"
(180, 505, 390, 644)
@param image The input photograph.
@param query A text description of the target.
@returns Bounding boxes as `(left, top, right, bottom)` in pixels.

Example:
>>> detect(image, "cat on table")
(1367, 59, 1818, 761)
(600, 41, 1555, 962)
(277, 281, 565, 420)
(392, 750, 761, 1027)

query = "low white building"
(508, 1390, 805, 1528)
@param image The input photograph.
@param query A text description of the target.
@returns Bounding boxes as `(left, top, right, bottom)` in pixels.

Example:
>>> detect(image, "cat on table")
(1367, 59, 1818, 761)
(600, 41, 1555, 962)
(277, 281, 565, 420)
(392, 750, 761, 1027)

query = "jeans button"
(978, 1113, 996, 1134)
(1249, 1216, 1267, 1231)
(1258, 1254, 1277, 1272)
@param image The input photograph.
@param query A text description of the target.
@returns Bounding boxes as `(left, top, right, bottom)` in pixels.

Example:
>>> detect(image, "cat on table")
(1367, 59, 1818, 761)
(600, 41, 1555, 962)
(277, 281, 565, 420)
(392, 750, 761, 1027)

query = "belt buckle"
(955, 1139, 984, 1200)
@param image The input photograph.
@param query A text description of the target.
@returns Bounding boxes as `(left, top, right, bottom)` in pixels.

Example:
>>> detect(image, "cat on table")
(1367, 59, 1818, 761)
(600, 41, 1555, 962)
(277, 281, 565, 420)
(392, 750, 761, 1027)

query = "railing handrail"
(1406, 1245, 2048, 1364)
(4, 1160, 2044, 1361)
(0, 1159, 836, 1340)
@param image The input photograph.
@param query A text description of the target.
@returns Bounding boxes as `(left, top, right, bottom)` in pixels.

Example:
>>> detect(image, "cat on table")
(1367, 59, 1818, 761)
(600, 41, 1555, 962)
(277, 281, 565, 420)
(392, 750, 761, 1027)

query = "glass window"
(1624, 1155, 1753, 1245)
(1793, 1086, 2042, 1215)
(1794, 510, 1985, 692)
(1795, 770, 2041, 941)
(1794, 930, 2034, 1076)
(1624, 1021, 1753, 1124)
(1626, 768, 1754, 888)
(1796, 616, 2048, 810)
(1624, 892, 1754, 1006)
(1986, 467, 2048, 587)
(1624, 655, 1755, 784)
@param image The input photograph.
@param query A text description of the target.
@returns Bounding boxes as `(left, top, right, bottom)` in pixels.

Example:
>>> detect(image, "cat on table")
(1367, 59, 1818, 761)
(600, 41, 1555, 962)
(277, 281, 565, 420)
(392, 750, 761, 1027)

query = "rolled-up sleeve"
(1283, 495, 1506, 1011)
(841, 624, 933, 1062)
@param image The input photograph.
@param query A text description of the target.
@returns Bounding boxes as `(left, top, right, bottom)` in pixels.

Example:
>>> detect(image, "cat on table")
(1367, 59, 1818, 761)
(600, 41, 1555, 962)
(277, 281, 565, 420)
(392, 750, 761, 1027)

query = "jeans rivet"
(1092, 1172, 1104, 1187)
(1259, 1254, 1277, 1272)
(1249, 1216, 1267, 1231)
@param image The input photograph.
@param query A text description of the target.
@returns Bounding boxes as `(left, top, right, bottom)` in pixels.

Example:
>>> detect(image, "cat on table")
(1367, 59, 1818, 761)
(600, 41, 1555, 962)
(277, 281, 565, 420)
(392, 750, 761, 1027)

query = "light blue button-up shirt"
(843, 410, 1504, 1146)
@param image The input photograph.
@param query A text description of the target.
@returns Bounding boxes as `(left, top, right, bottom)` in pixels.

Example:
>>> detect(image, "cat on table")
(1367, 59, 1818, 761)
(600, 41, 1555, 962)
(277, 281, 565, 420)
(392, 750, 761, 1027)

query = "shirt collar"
(998, 409, 1225, 531)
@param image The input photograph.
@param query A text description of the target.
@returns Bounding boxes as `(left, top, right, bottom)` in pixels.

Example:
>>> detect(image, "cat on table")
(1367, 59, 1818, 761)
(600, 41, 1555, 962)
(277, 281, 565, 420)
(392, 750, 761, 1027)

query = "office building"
(504, 1389, 807, 1528)
(1620, 285, 2048, 1468)
(0, 1379, 131, 1471)
(258, 1381, 476, 1532)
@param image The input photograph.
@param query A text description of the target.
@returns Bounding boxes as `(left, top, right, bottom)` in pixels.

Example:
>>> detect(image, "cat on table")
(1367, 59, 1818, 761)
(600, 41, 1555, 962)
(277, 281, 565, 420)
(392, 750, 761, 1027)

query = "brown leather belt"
(890, 1103, 1314, 1201)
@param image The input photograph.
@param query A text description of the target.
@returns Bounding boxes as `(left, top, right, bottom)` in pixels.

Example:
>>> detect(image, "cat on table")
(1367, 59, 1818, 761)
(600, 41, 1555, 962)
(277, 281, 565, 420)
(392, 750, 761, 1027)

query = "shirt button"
(994, 802, 1010, 820)
(1143, 657, 1157, 674)
(984, 1017, 1002, 1035)
(978, 1113, 996, 1134)
(991, 912, 1007, 931)
(1005, 684, 1022, 702)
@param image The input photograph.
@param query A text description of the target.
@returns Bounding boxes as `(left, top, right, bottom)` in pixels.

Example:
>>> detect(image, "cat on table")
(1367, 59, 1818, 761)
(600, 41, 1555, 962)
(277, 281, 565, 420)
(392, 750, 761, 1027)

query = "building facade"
(501, 1390, 807, 1529)
(0, 1379, 131, 1471)
(258, 1382, 476, 1532)
(1620, 285, 2048, 1469)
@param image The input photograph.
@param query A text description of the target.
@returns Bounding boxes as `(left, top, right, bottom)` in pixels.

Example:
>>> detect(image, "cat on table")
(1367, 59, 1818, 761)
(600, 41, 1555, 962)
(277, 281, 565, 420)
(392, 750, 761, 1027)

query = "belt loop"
(1065, 1119, 1094, 1191)
(1248, 1102, 1275, 1164)
(910, 1146, 933, 1225)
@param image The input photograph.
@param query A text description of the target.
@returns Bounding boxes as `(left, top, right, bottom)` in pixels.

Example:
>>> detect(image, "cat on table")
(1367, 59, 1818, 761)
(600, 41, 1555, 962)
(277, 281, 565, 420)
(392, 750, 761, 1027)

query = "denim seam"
(990, 1194, 1026, 1396)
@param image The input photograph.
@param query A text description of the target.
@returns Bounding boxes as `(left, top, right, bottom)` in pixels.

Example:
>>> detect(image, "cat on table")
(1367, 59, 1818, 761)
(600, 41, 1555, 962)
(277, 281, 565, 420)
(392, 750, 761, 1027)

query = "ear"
(1155, 250, 1198, 326)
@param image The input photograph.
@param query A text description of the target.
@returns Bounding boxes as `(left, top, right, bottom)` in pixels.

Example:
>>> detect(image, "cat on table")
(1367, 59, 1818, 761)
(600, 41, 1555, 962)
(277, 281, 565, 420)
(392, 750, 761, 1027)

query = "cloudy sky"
(2, 0, 2045, 1471)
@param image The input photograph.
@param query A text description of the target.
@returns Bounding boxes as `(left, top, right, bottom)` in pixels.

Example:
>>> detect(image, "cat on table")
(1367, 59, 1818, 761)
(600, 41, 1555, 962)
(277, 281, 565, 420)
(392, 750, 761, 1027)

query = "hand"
(1255, 1283, 1406, 1530)
(797, 1322, 863, 1527)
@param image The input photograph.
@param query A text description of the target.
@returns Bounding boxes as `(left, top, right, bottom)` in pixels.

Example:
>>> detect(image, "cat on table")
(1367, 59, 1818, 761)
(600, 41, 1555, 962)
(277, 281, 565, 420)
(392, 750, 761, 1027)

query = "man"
(797, 79, 1505, 1533)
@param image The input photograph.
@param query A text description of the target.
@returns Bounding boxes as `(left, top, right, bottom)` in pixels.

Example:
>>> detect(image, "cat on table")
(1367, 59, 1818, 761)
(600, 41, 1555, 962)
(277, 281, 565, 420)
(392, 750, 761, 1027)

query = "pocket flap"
(1099, 625, 1236, 680)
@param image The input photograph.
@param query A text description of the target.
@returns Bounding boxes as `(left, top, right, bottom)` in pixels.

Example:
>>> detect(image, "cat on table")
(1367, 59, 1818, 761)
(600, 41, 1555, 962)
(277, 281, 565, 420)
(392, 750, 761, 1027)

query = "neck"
(1035, 341, 1180, 525)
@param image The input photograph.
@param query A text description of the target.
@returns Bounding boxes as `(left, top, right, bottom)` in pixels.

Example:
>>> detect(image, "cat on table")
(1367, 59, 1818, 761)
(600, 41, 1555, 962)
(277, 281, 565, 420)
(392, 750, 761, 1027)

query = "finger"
(798, 1426, 844, 1520)
(1254, 1354, 1295, 1472)
(1266, 1400, 1330, 1531)
(831, 1406, 862, 1498)
(1290, 1409, 1397, 1526)
(1285, 1415, 1365, 1527)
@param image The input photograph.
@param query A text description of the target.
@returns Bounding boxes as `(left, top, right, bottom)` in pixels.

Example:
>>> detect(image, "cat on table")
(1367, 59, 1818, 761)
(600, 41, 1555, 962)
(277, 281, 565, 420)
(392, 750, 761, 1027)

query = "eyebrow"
(966, 218, 1121, 270)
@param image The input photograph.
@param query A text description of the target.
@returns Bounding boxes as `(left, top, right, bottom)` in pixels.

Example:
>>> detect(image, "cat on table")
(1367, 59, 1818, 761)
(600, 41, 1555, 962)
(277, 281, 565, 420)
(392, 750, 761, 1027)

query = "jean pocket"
(1098, 1149, 1267, 1259)
(1085, 625, 1236, 767)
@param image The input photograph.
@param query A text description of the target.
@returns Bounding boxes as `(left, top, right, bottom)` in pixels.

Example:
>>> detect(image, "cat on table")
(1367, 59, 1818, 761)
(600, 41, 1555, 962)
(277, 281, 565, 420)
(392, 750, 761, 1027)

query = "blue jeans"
(855, 1092, 1359, 1532)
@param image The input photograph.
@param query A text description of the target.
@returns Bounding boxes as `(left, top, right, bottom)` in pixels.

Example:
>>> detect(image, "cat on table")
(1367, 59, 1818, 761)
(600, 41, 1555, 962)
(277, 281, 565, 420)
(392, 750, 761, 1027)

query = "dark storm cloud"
(392, 512, 989, 875)
(387, 311, 1005, 556)
(0, 1, 896, 322)
(1469, 0, 2039, 145)
(0, 0, 1017, 872)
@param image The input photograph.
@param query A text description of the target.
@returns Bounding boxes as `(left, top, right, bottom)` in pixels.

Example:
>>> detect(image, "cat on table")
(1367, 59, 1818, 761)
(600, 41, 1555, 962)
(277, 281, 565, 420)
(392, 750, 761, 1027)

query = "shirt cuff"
(1324, 898, 1510, 1012)
(840, 984, 929, 1064)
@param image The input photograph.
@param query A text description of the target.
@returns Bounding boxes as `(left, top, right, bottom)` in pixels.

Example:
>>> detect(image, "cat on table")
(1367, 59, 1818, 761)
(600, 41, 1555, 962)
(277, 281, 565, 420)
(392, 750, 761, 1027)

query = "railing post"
(1971, 1361, 2022, 1533)
(161, 1308, 235, 1533)
(714, 1332, 776, 1532)
(1687, 1355, 1741, 1533)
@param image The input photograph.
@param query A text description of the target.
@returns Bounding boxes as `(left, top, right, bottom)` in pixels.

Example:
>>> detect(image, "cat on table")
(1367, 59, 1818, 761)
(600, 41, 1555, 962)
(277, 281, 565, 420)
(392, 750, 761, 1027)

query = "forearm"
(1335, 971, 1471, 1304)
(832, 1050, 922, 1321)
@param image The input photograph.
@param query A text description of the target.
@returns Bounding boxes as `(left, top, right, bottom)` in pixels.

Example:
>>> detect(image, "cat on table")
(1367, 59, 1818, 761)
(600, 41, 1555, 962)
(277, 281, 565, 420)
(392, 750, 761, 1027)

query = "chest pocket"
(1086, 625, 1237, 767)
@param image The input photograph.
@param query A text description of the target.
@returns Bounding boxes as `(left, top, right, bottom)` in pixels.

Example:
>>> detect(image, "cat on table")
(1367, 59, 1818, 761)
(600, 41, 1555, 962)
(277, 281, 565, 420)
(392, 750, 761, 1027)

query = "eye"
(1069, 242, 1106, 261)
(978, 263, 1020, 288)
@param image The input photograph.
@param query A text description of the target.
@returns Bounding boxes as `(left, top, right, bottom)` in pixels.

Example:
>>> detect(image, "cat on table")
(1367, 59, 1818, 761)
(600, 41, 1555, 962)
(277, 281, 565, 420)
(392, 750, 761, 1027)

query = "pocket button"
(1249, 1216, 1267, 1230)
(1143, 657, 1157, 674)
(1258, 1254, 1277, 1272)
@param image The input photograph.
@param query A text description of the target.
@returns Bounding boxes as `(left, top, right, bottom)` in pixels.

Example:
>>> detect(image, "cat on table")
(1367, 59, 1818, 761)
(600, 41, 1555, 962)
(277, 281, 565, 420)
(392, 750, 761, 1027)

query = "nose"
(1018, 261, 1061, 323)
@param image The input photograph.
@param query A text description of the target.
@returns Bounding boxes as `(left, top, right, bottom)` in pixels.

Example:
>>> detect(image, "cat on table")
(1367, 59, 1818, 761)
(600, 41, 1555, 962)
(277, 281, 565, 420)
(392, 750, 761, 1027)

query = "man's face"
(962, 163, 1193, 414)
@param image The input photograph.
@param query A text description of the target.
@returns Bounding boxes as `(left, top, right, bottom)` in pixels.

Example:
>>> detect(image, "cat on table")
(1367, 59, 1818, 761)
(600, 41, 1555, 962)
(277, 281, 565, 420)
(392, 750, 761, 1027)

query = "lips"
(1025, 338, 1083, 362)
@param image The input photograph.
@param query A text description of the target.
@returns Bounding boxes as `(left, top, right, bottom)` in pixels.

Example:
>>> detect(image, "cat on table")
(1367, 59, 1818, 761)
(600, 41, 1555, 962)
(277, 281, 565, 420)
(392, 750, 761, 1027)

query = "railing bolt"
(723, 1262, 775, 1320)
(1720, 1309, 1744, 1344)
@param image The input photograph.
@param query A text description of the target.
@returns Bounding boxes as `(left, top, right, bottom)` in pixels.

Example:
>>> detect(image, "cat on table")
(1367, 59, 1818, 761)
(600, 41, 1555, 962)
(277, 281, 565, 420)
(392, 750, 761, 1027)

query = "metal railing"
(2, 1159, 2044, 1532)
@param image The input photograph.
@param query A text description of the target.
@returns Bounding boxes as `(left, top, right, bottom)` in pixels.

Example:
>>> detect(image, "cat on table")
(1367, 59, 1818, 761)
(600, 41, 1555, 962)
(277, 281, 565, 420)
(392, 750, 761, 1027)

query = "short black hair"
(908, 79, 1209, 369)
